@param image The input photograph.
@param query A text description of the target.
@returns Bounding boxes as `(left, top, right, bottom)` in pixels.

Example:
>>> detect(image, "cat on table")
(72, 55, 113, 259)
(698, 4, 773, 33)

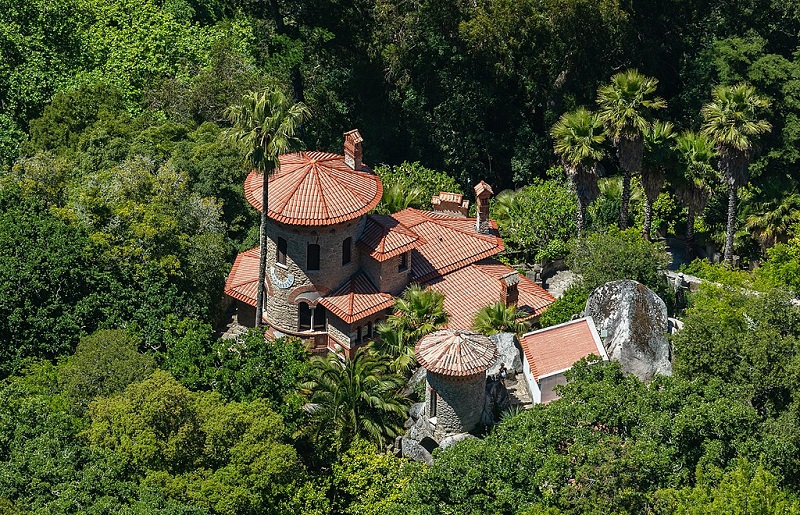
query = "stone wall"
(265, 217, 365, 331)
(360, 251, 412, 295)
(426, 371, 486, 437)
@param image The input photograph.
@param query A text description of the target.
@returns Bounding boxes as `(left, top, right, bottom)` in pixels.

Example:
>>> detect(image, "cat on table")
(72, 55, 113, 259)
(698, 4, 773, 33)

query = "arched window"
(298, 302, 312, 331)
(277, 237, 287, 265)
(307, 243, 320, 271)
(342, 237, 352, 265)
(313, 304, 326, 331)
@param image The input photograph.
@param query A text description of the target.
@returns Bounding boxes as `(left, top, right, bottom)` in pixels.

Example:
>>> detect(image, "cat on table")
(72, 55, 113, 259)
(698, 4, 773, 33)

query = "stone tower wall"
(425, 371, 486, 436)
(265, 217, 365, 331)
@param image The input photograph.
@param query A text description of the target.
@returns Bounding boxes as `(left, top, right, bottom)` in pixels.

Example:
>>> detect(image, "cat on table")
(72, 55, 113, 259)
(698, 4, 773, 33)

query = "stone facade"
(359, 251, 412, 295)
(425, 371, 486, 437)
(265, 217, 365, 332)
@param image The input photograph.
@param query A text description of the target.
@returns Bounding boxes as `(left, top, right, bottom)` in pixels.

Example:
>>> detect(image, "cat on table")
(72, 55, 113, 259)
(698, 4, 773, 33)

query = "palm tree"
(372, 322, 416, 375)
(700, 82, 771, 266)
(374, 182, 426, 214)
(388, 284, 448, 342)
(745, 193, 800, 251)
(674, 131, 717, 260)
(550, 107, 605, 236)
(641, 121, 676, 241)
(596, 69, 666, 230)
(472, 302, 526, 335)
(224, 89, 311, 326)
(301, 348, 408, 452)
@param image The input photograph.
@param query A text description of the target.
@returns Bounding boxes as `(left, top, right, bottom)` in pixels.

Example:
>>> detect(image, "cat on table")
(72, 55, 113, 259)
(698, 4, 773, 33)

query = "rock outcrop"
(487, 332, 523, 377)
(585, 280, 672, 381)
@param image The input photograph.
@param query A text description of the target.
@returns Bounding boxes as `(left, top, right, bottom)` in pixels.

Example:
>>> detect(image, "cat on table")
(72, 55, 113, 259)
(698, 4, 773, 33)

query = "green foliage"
(59, 329, 156, 413)
(490, 178, 576, 263)
(388, 284, 448, 342)
(301, 348, 408, 452)
(567, 227, 670, 293)
(538, 285, 591, 328)
(472, 302, 526, 335)
(759, 236, 800, 295)
(330, 439, 416, 515)
(374, 161, 462, 214)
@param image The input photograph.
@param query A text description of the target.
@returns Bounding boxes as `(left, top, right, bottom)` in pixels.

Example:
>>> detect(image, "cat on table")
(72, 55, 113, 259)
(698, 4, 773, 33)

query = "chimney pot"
(343, 129, 363, 170)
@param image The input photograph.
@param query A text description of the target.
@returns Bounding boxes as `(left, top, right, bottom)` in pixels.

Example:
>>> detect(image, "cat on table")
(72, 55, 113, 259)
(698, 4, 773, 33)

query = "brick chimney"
(501, 271, 520, 307)
(474, 180, 493, 234)
(343, 129, 363, 170)
(431, 191, 469, 217)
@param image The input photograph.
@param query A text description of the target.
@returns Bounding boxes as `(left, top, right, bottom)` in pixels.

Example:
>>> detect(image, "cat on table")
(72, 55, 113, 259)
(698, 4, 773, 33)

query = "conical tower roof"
(415, 329, 497, 377)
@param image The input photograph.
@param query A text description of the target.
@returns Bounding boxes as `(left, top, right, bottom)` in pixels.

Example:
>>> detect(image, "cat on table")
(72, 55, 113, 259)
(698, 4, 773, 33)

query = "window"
(398, 251, 408, 272)
(277, 237, 287, 266)
(356, 326, 363, 343)
(298, 302, 312, 331)
(366, 321, 373, 338)
(429, 389, 437, 417)
(307, 243, 320, 270)
(342, 237, 352, 265)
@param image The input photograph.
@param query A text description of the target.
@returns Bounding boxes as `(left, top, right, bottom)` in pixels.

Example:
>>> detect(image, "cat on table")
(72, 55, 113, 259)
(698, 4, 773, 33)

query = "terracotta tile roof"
(224, 247, 260, 306)
(391, 209, 504, 282)
(520, 317, 607, 381)
(415, 329, 498, 377)
(358, 214, 423, 261)
(319, 272, 395, 324)
(425, 259, 555, 329)
(244, 151, 382, 226)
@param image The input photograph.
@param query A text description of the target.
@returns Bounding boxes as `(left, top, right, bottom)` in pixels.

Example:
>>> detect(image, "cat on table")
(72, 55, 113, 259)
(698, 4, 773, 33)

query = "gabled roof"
(244, 151, 382, 226)
(319, 272, 395, 324)
(358, 214, 423, 262)
(391, 208, 504, 282)
(415, 329, 498, 377)
(425, 259, 555, 329)
(520, 317, 608, 381)
(224, 247, 260, 306)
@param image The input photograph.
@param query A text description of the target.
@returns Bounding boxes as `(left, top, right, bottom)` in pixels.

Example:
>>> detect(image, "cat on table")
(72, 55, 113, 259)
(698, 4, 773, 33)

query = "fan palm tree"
(700, 82, 771, 266)
(745, 193, 800, 251)
(472, 302, 526, 335)
(641, 121, 676, 241)
(301, 348, 408, 452)
(550, 107, 605, 236)
(596, 69, 666, 230)
(224, 89, 311, 326)
(388, 284, 448, 342)
(674, 131, 717, 260)
(375, 182, 426, 214)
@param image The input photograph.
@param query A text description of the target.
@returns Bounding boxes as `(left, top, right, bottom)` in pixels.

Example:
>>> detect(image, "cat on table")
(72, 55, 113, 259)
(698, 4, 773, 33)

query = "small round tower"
(415, 329, 498, 436)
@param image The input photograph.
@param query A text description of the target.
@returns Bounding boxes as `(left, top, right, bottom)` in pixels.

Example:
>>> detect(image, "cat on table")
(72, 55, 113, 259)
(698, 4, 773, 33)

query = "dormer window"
(307, 243, 320, 271)
(398, 252, 408, 272)
(342, 237, 352, 265)
(277, 237, 287, 265)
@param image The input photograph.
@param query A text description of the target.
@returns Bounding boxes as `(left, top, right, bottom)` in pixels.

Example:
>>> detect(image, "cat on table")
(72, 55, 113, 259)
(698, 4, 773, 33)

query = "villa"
(224, 130, 555, 355)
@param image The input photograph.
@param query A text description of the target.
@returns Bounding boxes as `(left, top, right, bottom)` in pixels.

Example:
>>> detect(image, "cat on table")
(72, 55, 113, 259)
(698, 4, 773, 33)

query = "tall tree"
(674, 131, 717, 260)
(700, 83, 771, 266)
(550, 108, 605, 236)
(472, 302, 526, 335)
(301, 348, 408, 453)
(224, 90, 311, 326)
(596, 69, 666, 230)
(641, 121, 676, 241)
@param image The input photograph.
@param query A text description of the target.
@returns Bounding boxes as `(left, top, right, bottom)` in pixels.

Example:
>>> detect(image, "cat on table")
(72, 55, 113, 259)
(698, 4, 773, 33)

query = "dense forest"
(4, 0, 800, 513)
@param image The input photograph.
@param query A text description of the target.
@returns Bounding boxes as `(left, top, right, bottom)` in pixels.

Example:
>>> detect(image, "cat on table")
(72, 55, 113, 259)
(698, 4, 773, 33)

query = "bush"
(538, 285, 591, 328)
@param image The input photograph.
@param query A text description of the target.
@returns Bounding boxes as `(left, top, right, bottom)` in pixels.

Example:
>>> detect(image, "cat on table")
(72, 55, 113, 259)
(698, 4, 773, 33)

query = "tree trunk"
(643, 197, 653, 241)
(620, 168, 631, 230)
(256, 173, 268, 327)
(724, 181, 737, 266)
(686, 206, 695, 261)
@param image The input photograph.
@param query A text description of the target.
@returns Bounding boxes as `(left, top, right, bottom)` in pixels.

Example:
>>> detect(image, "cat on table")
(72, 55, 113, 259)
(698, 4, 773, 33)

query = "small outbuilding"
(415, 329, 498, 437)
(519, 317, 608, 404)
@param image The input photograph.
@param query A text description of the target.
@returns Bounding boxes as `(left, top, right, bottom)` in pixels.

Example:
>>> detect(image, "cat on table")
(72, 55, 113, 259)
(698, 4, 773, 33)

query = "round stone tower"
(242, 131, 382, 334)
(415, 329, 498, 437)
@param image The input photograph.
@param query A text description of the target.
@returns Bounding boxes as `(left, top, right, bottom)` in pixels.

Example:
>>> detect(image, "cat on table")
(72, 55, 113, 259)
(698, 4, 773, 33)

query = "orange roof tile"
(358, 214, 423, 261)
(415, 329, 498, 377)
(391, 209, 504, 282)
(519, 317, 607, 381)
(244, 151, 382, 226)
(224, 247, 261, 306)
(319, 272, 395, 324)
(425, 259, 555, 329)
